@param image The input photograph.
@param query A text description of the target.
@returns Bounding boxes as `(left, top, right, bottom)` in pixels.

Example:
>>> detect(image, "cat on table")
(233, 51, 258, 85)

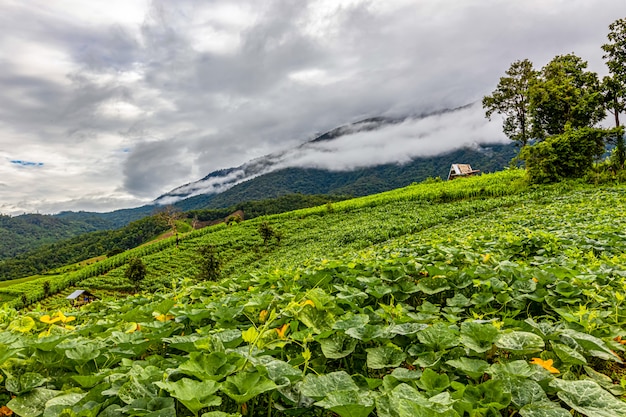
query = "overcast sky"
(1, 0, 624, 215)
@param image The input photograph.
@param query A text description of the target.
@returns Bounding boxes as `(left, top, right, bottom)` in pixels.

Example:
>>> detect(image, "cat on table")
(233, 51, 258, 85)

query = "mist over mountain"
(1, 103, 515, 259)
(155, 102, 508, 205)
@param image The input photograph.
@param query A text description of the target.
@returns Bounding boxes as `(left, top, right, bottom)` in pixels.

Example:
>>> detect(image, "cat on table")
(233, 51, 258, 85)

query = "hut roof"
(66, 290, 96, 300)
(448, 164, 481, 180)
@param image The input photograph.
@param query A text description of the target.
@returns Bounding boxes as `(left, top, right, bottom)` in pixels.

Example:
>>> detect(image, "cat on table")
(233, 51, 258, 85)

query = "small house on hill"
(67, 290, 97, 306)
(447, 164, 480, 180)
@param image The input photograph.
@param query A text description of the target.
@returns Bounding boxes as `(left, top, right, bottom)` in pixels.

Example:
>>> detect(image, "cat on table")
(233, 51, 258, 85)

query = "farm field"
(1, 169, 626, 416)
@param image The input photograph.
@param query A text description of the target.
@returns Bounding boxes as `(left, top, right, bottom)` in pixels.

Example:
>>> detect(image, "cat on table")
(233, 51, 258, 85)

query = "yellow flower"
(530, 358, 559, 374)
(259, 310, 269, 323)
(154, 313, 174, 322)
(40, 315, 61, 324)
(532, 277, 539, 283)
(40, 311, 75, 325)
(275, 323, 289, 339)
(300, 300, 315, 308)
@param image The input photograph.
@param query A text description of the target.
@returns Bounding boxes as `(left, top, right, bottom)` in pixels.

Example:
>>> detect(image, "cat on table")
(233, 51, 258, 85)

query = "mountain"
(155, 104, 511, 206)
(1, 104, 517, 259)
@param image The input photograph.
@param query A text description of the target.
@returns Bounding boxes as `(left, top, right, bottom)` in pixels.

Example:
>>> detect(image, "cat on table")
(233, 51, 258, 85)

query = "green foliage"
(520, 127, 614, 183)
(4, 171, 626, 416)
(483, 59, 537, 147)
(125, 258, 147, 290)
(530, 54, 605, 137)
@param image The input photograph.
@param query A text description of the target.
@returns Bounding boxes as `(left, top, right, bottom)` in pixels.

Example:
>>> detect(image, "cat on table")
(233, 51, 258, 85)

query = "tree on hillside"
(197, 245, 221, 281)
(482, 59, 537, 147)
(125, 257, 147, 291)
(602, 17, 626, 128)
(258, 221, 275, 247)
(530, 54, 605, 138)
(155, 206, 183, 235)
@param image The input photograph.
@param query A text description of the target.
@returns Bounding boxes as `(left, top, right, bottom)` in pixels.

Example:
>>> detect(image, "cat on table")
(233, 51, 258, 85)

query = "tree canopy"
(529, 54, 605, 138)
(482, 59, 536, 147)
(602, 18, 626, 127)
(483, 18, 626, 182)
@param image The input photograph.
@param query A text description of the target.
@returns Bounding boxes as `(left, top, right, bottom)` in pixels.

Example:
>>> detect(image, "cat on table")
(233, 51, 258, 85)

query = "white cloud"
(0, 0, 625, 214)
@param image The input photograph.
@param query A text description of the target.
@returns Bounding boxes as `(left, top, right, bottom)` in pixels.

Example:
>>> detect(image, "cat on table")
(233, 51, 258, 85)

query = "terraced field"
(1, 169, 626, 416)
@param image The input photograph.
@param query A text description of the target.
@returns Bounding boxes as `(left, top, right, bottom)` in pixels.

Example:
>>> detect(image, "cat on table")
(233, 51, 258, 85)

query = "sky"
(1, 0, 625, 215)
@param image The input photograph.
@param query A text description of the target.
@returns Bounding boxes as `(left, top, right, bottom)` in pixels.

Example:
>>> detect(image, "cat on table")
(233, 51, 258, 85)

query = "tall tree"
(602, 18, 626, 127)
(530, 54, 605, 137)
(483, 59, 537, 147)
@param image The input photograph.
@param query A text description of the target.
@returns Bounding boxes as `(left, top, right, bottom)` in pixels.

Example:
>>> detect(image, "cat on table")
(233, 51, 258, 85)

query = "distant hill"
(1, 104, 517, 260)
(0, 214, 112, 261)
(171, 143, 517, 211)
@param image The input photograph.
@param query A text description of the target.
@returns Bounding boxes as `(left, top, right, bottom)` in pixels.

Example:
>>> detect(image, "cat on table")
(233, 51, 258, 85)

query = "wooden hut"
(447, 164, 480, 180)
(67, 290, 98, 306)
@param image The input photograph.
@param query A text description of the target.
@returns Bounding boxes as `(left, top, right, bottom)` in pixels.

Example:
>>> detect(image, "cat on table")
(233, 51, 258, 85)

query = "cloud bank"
(1, 0, 625, 214)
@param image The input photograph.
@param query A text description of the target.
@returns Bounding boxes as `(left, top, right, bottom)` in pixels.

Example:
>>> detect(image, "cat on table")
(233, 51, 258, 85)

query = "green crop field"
(1, 169, 626, 416)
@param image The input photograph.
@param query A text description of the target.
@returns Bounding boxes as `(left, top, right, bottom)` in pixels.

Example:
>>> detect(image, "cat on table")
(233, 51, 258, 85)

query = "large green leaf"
(163, 335, 203, 353)
(416, 368, 449, 396)
(389, 323, 428, 336)
(220, 371, 277, 404)
(178, 351, 241, 380)
(155, 378, 221, 416)
(345, 324, 390, 341)
(300, 371, 359, 400)
(252, 357, 301, 384)
(551, 379, 626, 417)
(518, 401, 571, 417)
(416, 276, 451, 295)
(417, 323, 459, 350)
(461, 380, 511, 411)
(495, 331, 545, 354)
(297, 307, 335, 334)
(119, 397, 176, 417)
(551, 342, 587, 365)
(559, 329, 621, 363)
(332, 314, 370, 331)
(501, 378, 548, 408)
(65, 344, 101, 363)
(488, 360, 535, 380)
(446, 358, 490, 380)
(460, 321, 499, 353)
(388, 384, 459, 417)
(366, 345, 407, 369)
(314, 391, 376, 417)
(7, 388, 60, 417)
(319, 333, 358, 359)
(5, 372, 48, 395)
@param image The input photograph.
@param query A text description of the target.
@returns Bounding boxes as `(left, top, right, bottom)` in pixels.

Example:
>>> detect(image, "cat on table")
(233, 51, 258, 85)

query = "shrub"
(197, 245, 221, 281)
(125, 258, 147, 291)
(520, 127, 612, 183)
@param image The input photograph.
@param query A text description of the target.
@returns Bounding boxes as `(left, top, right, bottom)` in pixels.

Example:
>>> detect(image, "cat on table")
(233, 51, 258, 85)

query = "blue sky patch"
(11, 160, 44, 167)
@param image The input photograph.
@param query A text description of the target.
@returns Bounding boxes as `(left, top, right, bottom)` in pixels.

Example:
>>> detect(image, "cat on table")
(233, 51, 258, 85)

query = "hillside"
(0, 194, 345, 280)
(171, 143, 516, 211)
(2, 142, 515, 260)
(1, 171, 626, 416)
(0, 213, 113, 261)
